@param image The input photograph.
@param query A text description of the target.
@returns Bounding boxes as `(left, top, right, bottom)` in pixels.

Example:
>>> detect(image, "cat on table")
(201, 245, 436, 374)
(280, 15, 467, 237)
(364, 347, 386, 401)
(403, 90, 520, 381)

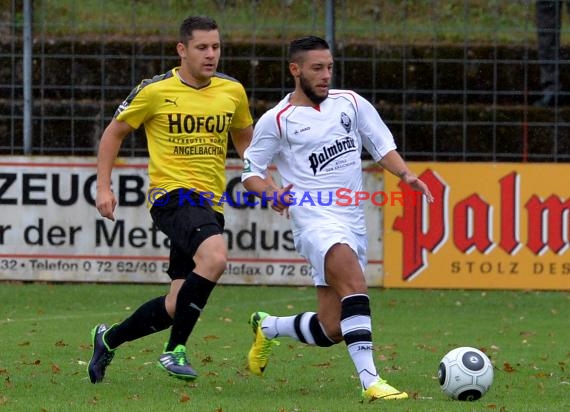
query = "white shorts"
(295, 225, 367, 286)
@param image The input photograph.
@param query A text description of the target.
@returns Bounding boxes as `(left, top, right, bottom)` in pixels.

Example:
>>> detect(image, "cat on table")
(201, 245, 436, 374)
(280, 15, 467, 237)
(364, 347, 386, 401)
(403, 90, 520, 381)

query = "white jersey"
(242, 89, 397, 234)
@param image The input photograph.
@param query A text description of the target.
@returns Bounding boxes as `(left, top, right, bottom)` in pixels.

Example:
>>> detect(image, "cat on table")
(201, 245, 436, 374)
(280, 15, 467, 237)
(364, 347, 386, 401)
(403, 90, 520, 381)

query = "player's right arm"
(96, 119, 134, 221)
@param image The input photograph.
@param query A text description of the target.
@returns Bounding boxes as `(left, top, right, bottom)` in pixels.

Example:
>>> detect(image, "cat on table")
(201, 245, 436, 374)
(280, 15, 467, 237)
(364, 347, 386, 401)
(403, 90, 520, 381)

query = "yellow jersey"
(115, 67, 252, 213)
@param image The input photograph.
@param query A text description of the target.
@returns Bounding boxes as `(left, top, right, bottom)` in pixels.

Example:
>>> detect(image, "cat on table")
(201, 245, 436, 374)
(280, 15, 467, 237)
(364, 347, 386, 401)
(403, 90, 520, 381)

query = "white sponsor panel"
(0, 157, 383, 285)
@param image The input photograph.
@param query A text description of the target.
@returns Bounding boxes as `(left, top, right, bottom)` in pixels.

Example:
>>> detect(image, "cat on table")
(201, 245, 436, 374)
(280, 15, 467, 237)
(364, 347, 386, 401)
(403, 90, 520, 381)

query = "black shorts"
(150, 189, 225, 280)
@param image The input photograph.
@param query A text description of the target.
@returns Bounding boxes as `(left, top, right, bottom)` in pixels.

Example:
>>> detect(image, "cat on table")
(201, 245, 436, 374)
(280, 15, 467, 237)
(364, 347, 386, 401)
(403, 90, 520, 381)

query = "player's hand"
(271, 183, 294, 217)
(402, 175, 434, 203)
(96, 187, 117, 221)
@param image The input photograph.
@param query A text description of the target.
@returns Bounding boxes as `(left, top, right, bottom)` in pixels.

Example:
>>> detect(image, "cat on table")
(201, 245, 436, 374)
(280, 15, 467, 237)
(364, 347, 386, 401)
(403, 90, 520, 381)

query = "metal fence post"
(325, 0, 335, 88)
(23, 0, 33, 155)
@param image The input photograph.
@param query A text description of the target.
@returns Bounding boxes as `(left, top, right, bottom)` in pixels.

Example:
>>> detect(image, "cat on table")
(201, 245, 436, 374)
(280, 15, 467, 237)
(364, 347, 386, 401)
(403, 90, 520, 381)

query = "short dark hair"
(288, 36, 330, 63)
(179, 16, 218, 43)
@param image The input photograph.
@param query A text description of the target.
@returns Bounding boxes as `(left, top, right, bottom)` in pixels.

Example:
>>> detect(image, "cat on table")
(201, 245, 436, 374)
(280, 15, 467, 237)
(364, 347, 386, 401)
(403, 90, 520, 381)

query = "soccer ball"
(437, 346, 494, 401)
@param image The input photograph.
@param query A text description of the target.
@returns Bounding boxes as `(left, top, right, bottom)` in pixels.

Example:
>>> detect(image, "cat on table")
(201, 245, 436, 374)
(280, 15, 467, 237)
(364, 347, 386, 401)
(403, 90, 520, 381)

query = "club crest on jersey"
(340, 112, 351, 133)
(308, 136, 357, 175)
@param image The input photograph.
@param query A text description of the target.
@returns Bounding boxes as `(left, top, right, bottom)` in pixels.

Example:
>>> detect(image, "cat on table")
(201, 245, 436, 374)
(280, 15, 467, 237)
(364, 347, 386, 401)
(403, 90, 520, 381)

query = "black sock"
(105, 295, 172, 350)
(292, 312, 336, 347)
(165, 272, 216, 352)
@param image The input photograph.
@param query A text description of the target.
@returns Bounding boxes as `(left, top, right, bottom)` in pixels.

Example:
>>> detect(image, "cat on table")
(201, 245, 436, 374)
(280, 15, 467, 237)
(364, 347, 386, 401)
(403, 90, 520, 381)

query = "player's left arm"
(378, 150, 434, 203)
(353, 92, 433, 203)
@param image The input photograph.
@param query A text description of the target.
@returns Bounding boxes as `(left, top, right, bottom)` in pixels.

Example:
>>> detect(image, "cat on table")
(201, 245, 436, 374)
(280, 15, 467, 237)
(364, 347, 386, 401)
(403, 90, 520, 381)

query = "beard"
(299, 74, 328, 105)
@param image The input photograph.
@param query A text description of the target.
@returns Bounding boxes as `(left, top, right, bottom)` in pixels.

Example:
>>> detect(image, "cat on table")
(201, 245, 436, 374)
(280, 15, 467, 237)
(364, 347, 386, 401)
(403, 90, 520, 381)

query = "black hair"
(179, 16, 218, 43)
(288, 36, 330, 63)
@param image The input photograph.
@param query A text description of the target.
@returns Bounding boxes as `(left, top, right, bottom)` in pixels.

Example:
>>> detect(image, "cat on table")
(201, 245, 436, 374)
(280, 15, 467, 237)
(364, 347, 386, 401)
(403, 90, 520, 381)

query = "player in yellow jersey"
(88, 16, 253, 383)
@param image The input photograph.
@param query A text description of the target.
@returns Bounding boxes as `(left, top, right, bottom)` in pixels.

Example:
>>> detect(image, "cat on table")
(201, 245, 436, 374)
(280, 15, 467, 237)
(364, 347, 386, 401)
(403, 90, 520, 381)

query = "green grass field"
(0, 283, 568, 411)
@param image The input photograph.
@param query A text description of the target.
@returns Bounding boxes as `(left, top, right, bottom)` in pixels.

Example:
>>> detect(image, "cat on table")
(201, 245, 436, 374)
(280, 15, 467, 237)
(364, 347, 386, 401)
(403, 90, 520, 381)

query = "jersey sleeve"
(355, 93, 397, 161)
(229, 83, 253, 130)
(241, 112, 280, 181)
(114, 80, 154, 130)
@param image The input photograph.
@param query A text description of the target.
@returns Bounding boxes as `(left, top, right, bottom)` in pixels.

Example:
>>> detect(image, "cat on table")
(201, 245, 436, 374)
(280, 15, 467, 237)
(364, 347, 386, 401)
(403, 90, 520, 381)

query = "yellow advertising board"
(384, 163, 570, 290)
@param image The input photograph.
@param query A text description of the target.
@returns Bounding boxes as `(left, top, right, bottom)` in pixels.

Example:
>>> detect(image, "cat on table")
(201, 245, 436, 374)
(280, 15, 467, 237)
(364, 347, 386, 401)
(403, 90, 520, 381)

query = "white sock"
(341, 313, 379, 389)
(261, 312, 317, 342)
(261, 315, 292, 339)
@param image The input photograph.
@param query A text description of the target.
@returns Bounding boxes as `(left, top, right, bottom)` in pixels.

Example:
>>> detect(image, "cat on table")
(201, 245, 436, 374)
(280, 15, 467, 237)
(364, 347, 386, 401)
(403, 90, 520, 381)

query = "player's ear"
(289, 62, 300, 77)
(176, 42, 186, 59)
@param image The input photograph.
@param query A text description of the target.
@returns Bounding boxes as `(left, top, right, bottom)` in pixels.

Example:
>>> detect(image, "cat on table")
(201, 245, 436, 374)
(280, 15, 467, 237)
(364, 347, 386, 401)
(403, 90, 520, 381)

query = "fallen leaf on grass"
(503, 362, 515, 372)
(519, 331, 536, 337)
(4, 376, 13, 389)
(311, 362, 331, 368)
(203, 335, 219, 341)
(179, 392, 190, 403)
(533, 372, 552, 378)
(51, 363, 61, 374)
(409, 392, 424, 399)
(299, 388, 310, 395)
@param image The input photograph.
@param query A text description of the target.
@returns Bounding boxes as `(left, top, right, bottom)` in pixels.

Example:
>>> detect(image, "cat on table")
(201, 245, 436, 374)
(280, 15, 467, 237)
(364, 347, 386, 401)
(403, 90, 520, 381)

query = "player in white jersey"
(241, 36, 433, 402)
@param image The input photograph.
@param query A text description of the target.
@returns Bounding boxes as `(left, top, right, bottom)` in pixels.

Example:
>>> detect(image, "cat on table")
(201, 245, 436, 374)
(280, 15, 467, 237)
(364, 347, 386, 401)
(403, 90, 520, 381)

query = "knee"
(195, 249, 227, 276)
(335, 279, 367, 298)
(208, 249, 227, 274)
(164, 293, 177, 317)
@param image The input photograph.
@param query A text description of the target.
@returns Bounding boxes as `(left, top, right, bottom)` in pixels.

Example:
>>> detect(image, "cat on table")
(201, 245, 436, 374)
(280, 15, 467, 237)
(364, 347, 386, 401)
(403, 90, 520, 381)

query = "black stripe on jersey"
(213, 71, 242, 84)
(114, 70, 175, 117)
